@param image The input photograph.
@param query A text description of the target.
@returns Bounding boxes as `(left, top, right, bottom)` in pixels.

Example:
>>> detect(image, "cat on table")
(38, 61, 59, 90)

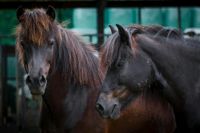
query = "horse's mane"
(100, 24, 183, 74)
(100, 32, 122, 74)
(15, 8, 102, 89)
(57, 28, 102, 89)
(128, 24, 183, 39)
(134, 25, 200, 52)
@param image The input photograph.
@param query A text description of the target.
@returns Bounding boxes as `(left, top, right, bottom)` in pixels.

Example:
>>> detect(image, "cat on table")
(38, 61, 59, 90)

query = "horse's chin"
(31, 91, 44, 96)
(30, 87, 46, 96)
(27, 82, 47, 96)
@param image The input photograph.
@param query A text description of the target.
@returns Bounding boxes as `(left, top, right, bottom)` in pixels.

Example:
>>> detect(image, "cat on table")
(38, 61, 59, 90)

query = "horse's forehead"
(19, 22, 52, 46)
(20, 31, 49, 44)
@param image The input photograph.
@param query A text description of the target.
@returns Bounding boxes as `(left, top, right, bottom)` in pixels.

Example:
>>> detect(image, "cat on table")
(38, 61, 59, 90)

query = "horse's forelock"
(100, 33, 118, 74)
(100, 31, 137, 75)
(101, 35, 122, 72)
(16, 8, 54, 46)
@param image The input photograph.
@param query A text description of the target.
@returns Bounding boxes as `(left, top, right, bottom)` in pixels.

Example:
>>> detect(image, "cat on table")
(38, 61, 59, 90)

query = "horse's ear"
(16, 6, 25, 22)
(116, 24, 132, 48)
(109, 25, 117, 34)
(46, 6, 56, 21)
(116, 24, 129, 42)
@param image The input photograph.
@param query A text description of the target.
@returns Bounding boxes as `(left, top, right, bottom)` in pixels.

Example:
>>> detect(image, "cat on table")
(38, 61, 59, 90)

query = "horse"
(15, 6, 107, 133)
(96, 23, 200, 133)
(131, 25, 200, 133)
(96, 24, 180, 133)
(129, 24, 200, 133)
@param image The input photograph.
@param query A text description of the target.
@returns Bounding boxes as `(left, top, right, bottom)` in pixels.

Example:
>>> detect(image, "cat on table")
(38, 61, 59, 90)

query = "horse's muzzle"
(96, 93, 121, 119)
(25, 74, 47, 95)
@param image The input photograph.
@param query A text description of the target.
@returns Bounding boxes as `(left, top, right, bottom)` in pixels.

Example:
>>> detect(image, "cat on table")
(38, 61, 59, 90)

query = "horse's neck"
(46, 70, 100, 130)
(45, 72, 67, 114)
(137, 34, 200, 101)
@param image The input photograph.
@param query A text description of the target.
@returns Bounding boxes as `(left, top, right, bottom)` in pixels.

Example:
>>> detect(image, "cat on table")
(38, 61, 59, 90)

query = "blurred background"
(0, 0, 200, 132)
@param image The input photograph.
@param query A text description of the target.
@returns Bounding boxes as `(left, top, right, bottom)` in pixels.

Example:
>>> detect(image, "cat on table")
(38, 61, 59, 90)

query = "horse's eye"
(50, 41, 54, 46)
(49, 40, 55, 46)
(117, 61, 124, 68)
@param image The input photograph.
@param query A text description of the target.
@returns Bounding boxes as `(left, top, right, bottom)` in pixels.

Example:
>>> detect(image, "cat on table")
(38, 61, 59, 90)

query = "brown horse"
(96, 25, 177, 133)
(15, 6, 106, 133)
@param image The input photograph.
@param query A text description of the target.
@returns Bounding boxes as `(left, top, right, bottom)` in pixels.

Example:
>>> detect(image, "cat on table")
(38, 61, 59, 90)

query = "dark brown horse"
(15, 7, 106, 133)
(96, 25, 177, 133)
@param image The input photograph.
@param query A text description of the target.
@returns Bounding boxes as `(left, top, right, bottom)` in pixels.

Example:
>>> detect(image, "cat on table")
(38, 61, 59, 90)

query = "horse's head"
(16, 6, 57, 95)
(96, 24, 156, 119)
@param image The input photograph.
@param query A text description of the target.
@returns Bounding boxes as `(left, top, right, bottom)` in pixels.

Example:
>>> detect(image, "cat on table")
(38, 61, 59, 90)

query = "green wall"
(0, 7, 200, 45)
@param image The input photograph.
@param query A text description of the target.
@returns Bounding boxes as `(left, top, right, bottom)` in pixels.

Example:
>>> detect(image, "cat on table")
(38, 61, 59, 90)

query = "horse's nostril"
(96, 103, 104, 113)
(39, 75, 46, 86)
(112, 104, 117, 113)
(26, 75, 32, 85)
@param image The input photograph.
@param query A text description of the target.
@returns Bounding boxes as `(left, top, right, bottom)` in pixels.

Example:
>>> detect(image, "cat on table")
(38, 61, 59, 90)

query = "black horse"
(96, 24, 178, 133)
(96, 24, 200, 133)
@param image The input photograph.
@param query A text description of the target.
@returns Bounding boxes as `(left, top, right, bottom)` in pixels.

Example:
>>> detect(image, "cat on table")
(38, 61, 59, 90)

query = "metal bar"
(4, 46, 15, 56)
(0, 1, 200, 9)
(97, 0, 105, 48)
(16, 61, 25, 131)
(105, 1, 200, 8)
(89, 35, 93, 43)
(1, 46, 7, 126)
(138, 7, 141, 24)
(0, 1, 97, 9)
(177, 7, 182, 30)
(2, 77, 16, 80)
(0, 46, 2, 126)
